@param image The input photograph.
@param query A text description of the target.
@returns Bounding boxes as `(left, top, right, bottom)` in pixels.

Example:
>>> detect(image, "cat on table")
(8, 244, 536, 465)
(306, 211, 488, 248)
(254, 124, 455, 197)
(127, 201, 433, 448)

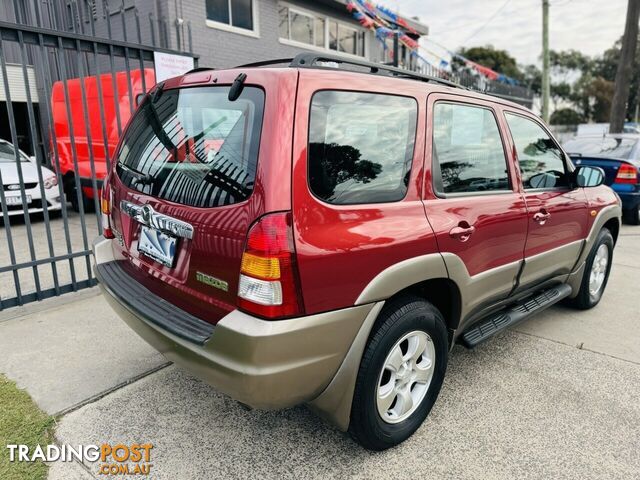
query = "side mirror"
(529, 172, 558, 189)
(575, 165, 605, 188)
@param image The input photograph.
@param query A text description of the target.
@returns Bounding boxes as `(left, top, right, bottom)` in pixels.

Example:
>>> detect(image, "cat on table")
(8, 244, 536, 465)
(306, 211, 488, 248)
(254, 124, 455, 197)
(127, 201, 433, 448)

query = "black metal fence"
(412, 62, 534, 108)
(0, 18, 196, 310)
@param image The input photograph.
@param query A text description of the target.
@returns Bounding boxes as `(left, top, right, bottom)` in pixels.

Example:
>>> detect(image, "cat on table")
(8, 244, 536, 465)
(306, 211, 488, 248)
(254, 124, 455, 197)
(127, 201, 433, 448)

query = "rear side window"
(308, 91, 417, 205)
(432, 102, 509, 194)
(116, 85, 264, 208)
(505, 113, 568, 189)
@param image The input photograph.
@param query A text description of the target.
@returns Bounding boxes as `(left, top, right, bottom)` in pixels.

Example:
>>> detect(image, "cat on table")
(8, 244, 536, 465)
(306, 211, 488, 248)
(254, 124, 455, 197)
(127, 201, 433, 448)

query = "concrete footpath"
(0, 227, 639, 479)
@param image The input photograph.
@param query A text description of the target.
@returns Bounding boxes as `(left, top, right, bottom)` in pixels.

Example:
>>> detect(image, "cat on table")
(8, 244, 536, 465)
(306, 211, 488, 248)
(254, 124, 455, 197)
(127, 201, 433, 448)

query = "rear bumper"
(93, 236, 373, 410)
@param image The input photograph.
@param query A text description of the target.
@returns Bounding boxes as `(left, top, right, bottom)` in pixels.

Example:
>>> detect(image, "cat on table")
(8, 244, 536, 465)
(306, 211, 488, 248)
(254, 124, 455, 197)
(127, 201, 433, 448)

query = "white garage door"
(0, 63, 39, 103)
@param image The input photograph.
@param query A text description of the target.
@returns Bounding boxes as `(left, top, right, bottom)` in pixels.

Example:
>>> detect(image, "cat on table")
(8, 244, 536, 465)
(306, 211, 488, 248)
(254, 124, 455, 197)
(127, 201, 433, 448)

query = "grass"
(0, 374, 55, 480)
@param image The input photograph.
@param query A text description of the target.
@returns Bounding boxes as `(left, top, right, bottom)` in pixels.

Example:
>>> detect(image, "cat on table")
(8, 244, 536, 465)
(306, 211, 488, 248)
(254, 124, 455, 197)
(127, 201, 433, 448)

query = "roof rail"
(235, 58, 293, 68)
(289, 53, 464, 90)
(231, 53, 466, 91)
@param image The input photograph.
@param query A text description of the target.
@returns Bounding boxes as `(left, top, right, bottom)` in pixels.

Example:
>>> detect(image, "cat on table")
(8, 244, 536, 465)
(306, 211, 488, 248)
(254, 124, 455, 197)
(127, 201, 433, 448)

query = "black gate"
(0, 15, 197, 310)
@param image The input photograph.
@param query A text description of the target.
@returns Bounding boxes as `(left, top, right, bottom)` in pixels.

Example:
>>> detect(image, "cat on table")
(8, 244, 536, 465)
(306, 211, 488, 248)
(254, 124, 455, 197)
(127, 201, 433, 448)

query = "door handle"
(533, 210, 551, 225)
(449, 223, 476, 242)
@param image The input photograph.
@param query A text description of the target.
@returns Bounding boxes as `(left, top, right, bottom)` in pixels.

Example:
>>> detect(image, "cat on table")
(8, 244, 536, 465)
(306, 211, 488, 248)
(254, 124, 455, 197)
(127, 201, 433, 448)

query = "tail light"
(237, 212, 304, 319)
(615, 163, 638, 184)
(100, 177, 114, 239)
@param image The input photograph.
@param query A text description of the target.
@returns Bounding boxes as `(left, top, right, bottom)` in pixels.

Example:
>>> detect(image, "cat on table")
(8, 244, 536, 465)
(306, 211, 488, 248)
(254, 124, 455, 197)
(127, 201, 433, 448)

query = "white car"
(0, 139, 63, 217)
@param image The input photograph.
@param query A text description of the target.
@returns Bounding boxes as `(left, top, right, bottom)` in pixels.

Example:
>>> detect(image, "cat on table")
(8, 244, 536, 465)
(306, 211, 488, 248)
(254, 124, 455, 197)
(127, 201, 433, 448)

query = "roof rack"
(290, 53, 464, 90)
(232, 53, 465, 90)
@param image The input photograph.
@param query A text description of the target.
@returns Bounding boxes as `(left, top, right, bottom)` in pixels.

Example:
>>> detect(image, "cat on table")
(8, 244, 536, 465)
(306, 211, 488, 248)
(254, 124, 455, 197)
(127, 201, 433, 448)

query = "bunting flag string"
(345, 1, 519, 85)
(347, 0, 434, 66)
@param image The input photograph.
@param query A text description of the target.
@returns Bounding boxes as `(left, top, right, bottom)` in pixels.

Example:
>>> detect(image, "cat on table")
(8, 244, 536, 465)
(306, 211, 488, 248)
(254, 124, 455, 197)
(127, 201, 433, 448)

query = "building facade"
(1, 0, 429, 69)
(0, 1, 531, 157)
(173, 0, 428, 69)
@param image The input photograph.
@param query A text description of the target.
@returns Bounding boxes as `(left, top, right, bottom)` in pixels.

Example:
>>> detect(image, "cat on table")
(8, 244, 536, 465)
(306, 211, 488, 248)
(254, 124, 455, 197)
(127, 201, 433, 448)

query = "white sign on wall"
(153, 52, 195, 83)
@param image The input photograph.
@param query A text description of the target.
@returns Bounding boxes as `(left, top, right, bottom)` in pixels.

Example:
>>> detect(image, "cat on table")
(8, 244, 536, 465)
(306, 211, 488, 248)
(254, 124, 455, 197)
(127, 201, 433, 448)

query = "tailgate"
(108, 81, 268, 324)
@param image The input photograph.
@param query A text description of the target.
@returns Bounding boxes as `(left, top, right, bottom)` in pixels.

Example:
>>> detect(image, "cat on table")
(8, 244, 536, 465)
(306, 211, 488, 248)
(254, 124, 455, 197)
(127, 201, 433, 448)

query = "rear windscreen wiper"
(118, 163, 155, 185)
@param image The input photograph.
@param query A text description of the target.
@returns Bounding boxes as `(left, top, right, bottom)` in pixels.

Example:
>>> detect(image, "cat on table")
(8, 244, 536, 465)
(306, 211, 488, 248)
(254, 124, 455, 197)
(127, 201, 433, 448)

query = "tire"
(65, 176, 93, 213)
(348, 295, 448, 450)
(623, 205, 640, 225)
(566, 228, 614, 310)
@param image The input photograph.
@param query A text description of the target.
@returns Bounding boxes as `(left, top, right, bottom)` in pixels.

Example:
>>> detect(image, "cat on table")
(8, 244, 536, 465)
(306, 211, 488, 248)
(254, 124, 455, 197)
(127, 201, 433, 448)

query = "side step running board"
(461, 283, 572, 348)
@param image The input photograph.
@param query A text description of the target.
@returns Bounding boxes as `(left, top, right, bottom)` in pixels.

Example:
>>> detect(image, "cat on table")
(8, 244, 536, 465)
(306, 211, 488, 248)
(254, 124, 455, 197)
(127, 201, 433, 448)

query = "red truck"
(51, 68, 155, 211)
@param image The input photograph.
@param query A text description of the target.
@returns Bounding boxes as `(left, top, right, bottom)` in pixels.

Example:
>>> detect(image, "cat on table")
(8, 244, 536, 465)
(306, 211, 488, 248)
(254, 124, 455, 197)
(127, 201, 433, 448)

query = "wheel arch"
(603, 217, 620, 244)
(387, 279, 462, 333)
(567, 204, 621, 298)
(310, 266, 463, 431)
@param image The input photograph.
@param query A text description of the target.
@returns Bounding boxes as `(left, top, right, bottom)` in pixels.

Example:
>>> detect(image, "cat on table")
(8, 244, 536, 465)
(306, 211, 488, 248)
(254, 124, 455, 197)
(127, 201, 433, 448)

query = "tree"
(594, 35, 640, 122)
(610, 0, 640, 132)
(550, 49, 593, 81)
(522, 64, 542, 94)
(457, 45, 524, 81)
(550, 108, 583, 125)
(550, 82, 572, 110)
(587, 77, 616, 122)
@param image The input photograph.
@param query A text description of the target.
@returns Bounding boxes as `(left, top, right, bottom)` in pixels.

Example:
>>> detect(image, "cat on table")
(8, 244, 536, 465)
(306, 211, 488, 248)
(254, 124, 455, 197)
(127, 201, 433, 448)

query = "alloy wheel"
(589, 243, 609, 297)
(376, 330, 435, 424)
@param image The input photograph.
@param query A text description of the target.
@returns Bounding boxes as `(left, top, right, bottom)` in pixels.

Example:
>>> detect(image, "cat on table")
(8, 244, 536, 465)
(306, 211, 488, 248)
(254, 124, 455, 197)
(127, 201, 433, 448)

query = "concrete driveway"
(1, 226, 639, 479)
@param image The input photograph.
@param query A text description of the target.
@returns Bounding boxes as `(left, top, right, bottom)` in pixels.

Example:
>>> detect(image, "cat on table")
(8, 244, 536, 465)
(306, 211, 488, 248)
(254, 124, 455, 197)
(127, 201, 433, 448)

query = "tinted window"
(563, 136, 637, 160)
(506, 113, 568, 189)
(231, 0, 253, 30)
(206, 0, 253, 30)
(308, 91, 417, 204)
(116, 86, 264, 208)
(433, 103, 509, 194)
(206, 0, 229, 24)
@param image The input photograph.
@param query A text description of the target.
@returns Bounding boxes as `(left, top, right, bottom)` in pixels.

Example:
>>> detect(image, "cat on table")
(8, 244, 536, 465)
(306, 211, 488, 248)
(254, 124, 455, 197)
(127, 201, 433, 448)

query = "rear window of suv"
(115, 85, 264, 208)
(308, 91, 417, 205)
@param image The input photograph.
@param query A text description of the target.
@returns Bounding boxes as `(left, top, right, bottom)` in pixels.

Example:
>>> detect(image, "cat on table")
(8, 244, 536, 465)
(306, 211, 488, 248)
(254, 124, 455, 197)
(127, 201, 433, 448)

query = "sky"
(388, 0, 629, 67)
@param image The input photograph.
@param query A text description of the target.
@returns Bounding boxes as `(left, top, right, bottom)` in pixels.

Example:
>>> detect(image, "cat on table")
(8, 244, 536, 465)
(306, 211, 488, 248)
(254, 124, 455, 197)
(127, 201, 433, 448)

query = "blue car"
(564, 134, 640, 224)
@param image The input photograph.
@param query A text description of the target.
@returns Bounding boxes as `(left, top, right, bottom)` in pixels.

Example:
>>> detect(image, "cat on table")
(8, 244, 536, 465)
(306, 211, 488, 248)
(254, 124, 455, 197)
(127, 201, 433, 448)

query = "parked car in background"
(0, 139, 62, 217)
(93, 54, 621, 450)
(576, 123, 640, 136)
(50, 68, 155, 211)
(563, 134, 640, 224)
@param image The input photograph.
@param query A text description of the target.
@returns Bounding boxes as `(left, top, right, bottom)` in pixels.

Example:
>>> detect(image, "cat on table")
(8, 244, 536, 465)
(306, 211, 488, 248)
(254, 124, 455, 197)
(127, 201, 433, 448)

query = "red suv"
(93, 54, 621, 450)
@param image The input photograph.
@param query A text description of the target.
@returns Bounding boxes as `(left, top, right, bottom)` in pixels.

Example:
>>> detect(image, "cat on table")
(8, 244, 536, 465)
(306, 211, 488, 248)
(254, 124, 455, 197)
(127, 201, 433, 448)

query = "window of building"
(315, 17, 325, 48)
(290, 10, 314, 45)
(308, 91, 417, 205)
(432, 102, 510, 195)
(279, 4, 366, 57)
(206, 0, 255, 33)
(505, 113, 568, 189)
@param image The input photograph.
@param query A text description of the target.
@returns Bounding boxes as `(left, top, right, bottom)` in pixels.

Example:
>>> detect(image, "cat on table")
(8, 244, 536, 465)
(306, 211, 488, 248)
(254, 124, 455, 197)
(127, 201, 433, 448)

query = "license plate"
(5, 195, 30, 206)
(137, 226, 177, 267)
